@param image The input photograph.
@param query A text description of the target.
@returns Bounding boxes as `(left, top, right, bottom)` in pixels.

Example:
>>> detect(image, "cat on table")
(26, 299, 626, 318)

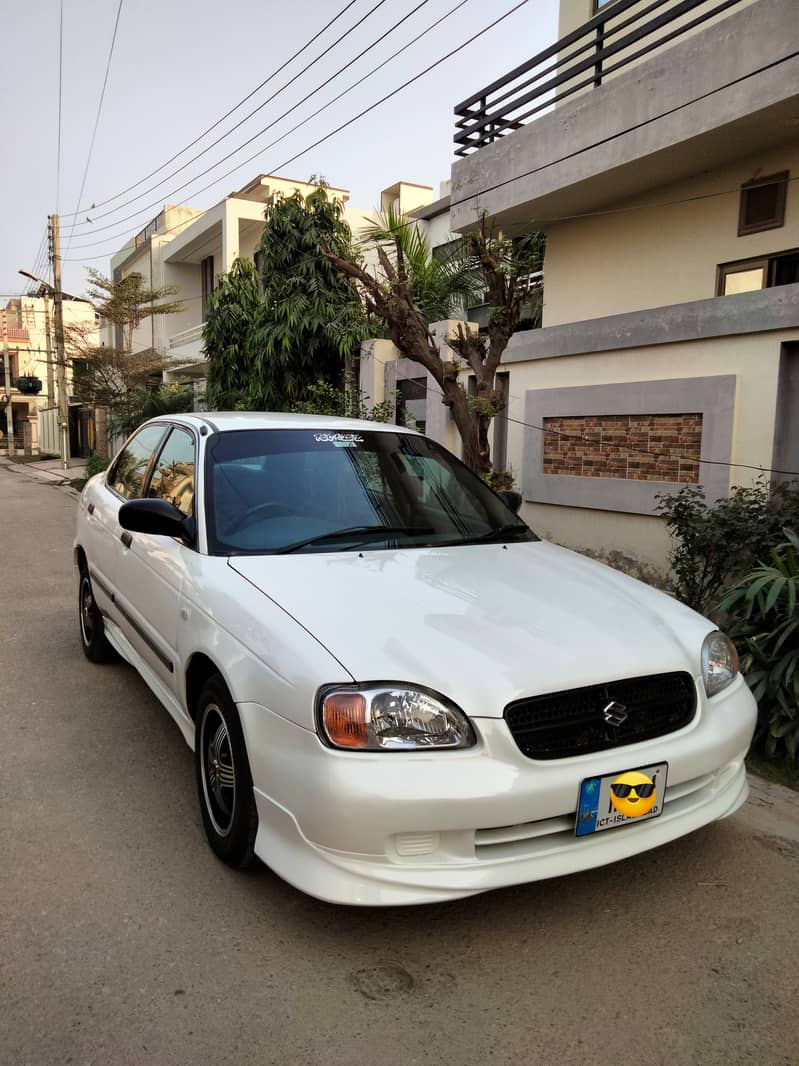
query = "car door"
(112, 424, 197, 697)
(85, 422, 170, 624)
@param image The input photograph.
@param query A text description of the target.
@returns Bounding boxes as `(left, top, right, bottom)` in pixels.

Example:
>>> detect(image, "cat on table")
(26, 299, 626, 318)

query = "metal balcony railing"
(454, 0, 746, 156)
(168, 323, 204, 350)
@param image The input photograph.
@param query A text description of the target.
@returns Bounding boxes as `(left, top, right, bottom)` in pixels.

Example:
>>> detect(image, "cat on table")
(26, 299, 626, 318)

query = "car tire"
(78, 565, 118, 663)
(195, 676, 258, 869)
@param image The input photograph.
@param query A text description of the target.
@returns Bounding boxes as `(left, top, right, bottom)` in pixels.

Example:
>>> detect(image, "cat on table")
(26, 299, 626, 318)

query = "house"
(401, 0, 799, 575)
(105, 175, 434, 401)
(1, 292, 98, 455)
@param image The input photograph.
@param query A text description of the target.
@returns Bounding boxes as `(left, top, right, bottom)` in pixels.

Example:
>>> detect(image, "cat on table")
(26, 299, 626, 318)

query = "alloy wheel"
(79, 574, 96, 646)
(199, 703, 237, 837)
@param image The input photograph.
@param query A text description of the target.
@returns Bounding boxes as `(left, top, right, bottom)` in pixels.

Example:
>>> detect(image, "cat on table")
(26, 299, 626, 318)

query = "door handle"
(120, 531, 133, 549)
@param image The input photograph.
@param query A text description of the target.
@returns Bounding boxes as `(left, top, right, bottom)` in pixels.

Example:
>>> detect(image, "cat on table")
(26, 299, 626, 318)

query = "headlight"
(318, 685, 475, 751)
(701, 631, 739, 698)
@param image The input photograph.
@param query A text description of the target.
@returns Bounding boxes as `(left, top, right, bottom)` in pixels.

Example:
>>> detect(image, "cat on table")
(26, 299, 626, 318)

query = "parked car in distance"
(74, 413, 757, 905)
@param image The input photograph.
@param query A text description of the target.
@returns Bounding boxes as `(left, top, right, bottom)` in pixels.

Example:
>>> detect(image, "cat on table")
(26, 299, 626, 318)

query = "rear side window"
(107, 424, 168, 500)
(147, 427, 196, 516)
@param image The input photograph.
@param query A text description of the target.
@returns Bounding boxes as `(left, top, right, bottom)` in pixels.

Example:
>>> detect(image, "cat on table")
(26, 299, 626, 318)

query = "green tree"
(250, 186, 367, 410)
(65, 267, 186, 430)
(113, 384, 195, 436)
(85, 267, 184, 355)
(325, 211, 543, 475)
(202, 257, 261, 409)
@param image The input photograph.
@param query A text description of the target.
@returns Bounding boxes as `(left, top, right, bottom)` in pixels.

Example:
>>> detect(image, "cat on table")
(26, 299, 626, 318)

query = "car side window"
(147, 427, 196, 516)
(107, 424, 168, 500)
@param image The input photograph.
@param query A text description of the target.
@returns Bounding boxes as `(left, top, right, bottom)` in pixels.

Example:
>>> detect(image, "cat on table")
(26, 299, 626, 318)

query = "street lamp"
(19, 268, 70, 469)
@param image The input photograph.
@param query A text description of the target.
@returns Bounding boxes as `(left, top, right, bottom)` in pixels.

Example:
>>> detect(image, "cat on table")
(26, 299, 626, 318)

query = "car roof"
(154, 412, 417, 434)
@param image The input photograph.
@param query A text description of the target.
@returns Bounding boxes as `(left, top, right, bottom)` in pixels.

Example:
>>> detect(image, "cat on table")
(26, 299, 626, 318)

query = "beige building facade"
(106, 175, 434, 394)
(2, 294, 98, 455)
(399, 0, 799, 575)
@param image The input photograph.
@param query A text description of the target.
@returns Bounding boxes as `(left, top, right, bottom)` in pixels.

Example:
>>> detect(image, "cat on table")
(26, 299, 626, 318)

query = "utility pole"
(1, 315, 15, 458)
(49, 214, 70, 470)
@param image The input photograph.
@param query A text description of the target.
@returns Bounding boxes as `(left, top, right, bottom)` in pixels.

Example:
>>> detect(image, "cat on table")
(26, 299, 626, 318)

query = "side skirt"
(103, 615, 195, 751)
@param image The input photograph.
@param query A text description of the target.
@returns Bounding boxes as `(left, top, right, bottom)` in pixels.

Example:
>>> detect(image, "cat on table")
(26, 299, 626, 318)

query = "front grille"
(504, 672, 697, 760)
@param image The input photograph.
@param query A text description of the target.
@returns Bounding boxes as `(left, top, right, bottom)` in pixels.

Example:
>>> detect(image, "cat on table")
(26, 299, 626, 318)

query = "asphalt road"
(1, 461, 798, 1066)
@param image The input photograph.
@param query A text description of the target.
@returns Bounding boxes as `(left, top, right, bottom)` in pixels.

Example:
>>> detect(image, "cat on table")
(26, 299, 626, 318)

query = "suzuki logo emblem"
(602, 700, 628, 727)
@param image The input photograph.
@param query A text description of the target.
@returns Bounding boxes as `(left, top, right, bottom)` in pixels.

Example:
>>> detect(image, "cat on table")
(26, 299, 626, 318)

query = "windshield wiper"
(468, 522, 531, 544)
(276, 525, 434, 555)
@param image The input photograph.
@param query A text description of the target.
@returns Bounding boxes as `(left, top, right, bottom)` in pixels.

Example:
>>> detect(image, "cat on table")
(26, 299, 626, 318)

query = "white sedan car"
(75, 413, 757, 905)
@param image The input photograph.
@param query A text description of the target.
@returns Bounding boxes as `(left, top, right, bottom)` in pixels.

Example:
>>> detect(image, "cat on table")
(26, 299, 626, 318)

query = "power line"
(64, 0, 531, 259)
(65, 0, 468, 253)
(56, 0, 64, 212)
(65, 11, 795, 261)
(61, 169, 799, 264)
(59, 0, 363, 220)
(64, 0, 393, 232)
(64, 0, 125, 256)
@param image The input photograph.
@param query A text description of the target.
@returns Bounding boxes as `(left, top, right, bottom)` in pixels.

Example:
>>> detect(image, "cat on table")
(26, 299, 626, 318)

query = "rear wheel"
(195, 675, 258, 868)
(78, 565, 117, 663)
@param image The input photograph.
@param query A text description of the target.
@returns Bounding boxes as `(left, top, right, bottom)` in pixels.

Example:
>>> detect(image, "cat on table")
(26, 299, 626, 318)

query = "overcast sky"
(3, 0, 557, 298)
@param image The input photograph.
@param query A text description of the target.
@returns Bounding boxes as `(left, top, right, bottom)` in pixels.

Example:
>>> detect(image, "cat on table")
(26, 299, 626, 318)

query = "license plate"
(575, 761, 668, 836)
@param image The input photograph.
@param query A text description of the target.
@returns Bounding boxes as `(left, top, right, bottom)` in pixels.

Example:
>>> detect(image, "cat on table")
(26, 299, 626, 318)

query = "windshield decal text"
(313, 432, 364, 444)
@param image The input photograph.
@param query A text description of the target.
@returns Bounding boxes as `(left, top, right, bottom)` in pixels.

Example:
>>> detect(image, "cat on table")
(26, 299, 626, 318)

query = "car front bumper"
(239, 676, 757, 906)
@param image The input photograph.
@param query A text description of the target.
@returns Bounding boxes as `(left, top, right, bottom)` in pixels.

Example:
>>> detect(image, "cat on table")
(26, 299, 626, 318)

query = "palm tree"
(325, 210, 543, 476)
(359, 205, 482, 325)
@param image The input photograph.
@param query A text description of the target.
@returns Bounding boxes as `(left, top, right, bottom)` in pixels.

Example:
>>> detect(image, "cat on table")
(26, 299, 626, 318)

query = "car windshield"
(205, 428, 537, 555)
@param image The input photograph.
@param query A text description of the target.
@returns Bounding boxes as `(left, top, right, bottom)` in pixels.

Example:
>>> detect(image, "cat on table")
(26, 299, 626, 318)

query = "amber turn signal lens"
(322, 692, 368, 748)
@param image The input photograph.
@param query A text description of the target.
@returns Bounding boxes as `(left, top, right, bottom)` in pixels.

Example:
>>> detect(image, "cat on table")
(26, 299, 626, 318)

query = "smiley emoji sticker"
(609, 770, 657, 817)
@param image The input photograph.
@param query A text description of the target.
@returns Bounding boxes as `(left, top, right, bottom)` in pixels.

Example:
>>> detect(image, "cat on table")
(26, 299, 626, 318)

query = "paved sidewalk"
(0, 453, 88, 486)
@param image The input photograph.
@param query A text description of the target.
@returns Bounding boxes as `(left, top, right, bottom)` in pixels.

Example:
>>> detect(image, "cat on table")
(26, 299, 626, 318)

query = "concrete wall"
(492, 324, 799, 569)
(542, 144, 799, 325)
(359, 324, 462, 457)
(162, 261, 204, 348)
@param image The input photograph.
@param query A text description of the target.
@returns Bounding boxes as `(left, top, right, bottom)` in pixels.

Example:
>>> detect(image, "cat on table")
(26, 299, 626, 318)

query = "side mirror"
(119, 497, 192, 540)
(498, 490, 523, 515)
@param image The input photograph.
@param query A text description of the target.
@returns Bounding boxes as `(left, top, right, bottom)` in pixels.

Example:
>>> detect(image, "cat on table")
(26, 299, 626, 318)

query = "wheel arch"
(185, 652, 232, 722)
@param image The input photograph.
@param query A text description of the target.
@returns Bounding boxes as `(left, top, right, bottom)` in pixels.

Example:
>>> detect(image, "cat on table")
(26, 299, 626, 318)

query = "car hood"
(228, 541, 712, 718)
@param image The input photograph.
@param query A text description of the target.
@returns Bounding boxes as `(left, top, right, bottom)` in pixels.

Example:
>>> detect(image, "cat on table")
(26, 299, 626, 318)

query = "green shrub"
(290, 379, 397, 424)
(656, 479, 799, 615)
(718, 530, 799, 764)
(112, 385, 195, 436)
(86, 453, 111, 478)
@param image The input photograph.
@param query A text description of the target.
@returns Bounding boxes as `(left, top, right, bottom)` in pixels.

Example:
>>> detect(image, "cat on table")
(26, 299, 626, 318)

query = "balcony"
(168, 323, 205, 363)
(450, 0, 799, 233)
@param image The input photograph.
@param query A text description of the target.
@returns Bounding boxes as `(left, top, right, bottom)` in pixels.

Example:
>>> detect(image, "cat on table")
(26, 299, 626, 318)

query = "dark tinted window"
(738, 172, 788, 235)
(147, 427, 196, 516)
(205, 428, 535, 555)
(107, 424, 168, 500)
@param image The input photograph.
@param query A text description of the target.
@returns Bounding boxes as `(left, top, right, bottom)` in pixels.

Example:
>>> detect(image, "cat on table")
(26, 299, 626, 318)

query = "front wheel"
(195, 676, 258, 868)
(78, 566, 117, 663)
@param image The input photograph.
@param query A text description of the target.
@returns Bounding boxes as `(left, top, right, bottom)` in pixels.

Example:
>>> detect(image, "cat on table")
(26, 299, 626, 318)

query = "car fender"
(176, 555, 353, 730)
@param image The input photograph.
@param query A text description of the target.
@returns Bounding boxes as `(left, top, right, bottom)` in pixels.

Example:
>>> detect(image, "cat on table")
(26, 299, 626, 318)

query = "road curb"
(0, 456, 85, 495)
